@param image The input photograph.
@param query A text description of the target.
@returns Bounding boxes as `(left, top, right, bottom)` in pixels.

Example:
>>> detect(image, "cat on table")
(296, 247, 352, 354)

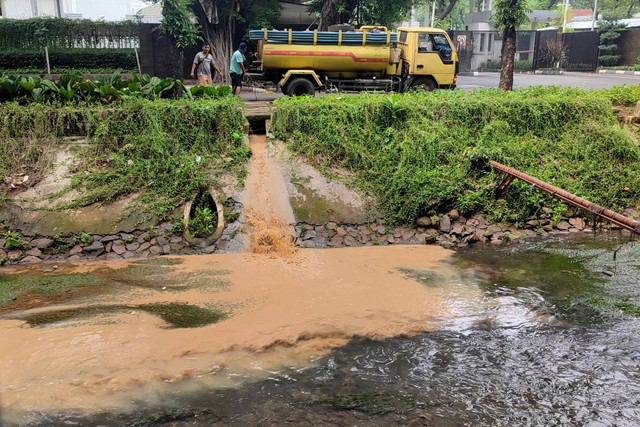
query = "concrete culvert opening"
(183, 188, 225, 243)
(249, 119, 266, 135)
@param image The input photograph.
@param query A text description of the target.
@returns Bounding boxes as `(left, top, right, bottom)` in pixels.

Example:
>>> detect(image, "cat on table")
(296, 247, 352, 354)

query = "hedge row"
(0, 18, 138, 50)
(0, 48, 137, 71)
(272, 86, 640, 224)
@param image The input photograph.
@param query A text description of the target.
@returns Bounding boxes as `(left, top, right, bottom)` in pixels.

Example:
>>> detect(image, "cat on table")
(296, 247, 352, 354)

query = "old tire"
(286, 77, 315, 96)
(410, 77, 437, 92)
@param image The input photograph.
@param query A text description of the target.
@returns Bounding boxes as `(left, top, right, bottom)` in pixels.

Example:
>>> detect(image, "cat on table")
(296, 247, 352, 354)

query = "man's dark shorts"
(231, 73, 243, 88)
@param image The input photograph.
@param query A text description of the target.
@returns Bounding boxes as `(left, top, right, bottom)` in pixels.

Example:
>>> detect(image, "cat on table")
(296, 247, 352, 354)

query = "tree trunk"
(319, 0, 342, 31)
(191, 2, 236, 84)
(499, 25, 517, 90)
(209, 22, 234, 84)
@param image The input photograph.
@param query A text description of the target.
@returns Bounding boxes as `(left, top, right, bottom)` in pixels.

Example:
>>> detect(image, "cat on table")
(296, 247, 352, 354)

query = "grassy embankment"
(0, 97, 248, 221)
(272, 85, 640, 224)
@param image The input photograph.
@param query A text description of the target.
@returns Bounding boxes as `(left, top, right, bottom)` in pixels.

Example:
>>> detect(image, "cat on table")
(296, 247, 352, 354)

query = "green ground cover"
(0, 97, 247, 220)
(272, 86, 640, 224)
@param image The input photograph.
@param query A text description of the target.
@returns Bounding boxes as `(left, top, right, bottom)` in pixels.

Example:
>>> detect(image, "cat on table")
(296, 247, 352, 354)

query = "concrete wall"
(618, 28, 640, 66)
(1, 0, 58, 18)
(0, 0, 151, 20)
(139, 23, 199, 78)
(70, 0, 150, 21)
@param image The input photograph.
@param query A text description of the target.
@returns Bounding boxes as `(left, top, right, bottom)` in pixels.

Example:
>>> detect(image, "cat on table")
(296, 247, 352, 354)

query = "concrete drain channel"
(183, 188, 225, 244)
(248, 119, 266, 135)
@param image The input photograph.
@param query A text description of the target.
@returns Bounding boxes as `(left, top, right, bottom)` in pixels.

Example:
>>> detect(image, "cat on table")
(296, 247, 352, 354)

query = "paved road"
(239, 71, 640, 102)
(458, 71, 640, 91)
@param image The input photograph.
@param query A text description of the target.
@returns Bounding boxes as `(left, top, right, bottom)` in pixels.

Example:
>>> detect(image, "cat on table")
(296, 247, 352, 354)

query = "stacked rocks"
(0, 217, 243, 265)
(292, 207, 640, 250)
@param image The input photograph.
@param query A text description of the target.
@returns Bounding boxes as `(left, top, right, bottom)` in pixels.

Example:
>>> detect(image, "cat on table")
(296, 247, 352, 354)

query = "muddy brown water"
(0, 245, 473, 424)
(1, 134, 640, 426)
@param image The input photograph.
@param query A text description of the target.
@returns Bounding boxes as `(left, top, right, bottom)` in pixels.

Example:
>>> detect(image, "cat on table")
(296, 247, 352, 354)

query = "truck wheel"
(410, 78, 436, 92)
(286, 78, 315, 96)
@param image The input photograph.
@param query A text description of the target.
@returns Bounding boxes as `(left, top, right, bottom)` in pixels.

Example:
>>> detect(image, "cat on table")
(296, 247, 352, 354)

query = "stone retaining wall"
(294, 208, 640, 249)
(2, 207, 638, 266)
(0, 219, 241, 266)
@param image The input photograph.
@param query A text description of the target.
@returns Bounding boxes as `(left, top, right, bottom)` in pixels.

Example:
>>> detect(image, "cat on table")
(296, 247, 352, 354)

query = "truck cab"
(394, 27, 458, 91)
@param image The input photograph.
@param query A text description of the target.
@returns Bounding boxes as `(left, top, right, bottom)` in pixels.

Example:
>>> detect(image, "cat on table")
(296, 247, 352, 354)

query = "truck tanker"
(248, 26, 458, 96)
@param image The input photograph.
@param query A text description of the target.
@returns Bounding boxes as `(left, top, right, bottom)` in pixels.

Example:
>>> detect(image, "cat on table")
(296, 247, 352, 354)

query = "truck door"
(412, 33, 456, 86)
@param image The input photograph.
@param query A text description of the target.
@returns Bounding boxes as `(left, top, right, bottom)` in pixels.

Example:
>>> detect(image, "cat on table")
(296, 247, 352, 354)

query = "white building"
(464, 1, 557, 70)
(0, 0, 152, 21)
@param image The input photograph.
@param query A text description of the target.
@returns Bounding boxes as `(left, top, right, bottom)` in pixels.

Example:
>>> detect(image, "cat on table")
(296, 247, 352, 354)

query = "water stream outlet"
(248, 119, 267, 135)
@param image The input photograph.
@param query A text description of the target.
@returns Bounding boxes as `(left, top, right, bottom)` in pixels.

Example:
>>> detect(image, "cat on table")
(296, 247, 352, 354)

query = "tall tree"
(420, 0, 469, 29)
(434, 0, 460, 21)
(308, 0, 414, 30)
(493, 0, 530, 90)
(153, 0, 281, 80)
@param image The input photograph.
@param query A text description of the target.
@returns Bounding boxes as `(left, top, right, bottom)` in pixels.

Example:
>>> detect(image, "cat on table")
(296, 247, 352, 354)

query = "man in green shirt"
(230, 42, 248, 96)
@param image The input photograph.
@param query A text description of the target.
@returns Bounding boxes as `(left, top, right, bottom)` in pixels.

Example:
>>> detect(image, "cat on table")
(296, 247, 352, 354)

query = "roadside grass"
(273, 86, 640, 224)
(0, 97, 248, 220)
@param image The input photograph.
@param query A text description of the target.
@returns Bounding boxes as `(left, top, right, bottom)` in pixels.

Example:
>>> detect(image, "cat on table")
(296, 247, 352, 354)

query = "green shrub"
(0, 74, 232, 105)
(272, 87, 640, 224)
(2, 231, 30, 250)
(189, 194, 217, 238)
(0, 49, 136, 72)
(604, 84, 640, 106)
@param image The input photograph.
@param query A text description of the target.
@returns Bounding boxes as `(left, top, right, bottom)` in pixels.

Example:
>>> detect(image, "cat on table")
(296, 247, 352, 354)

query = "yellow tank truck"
(248, 26, 458, 96)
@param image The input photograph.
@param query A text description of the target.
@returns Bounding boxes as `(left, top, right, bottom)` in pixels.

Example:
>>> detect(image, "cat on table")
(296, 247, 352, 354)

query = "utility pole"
(591, 0, 598, 31)
(424, 0, 430, 27)
(55, 0, 63, 17)
(431, 2, 436, 28)
(562, 0, 570, 34)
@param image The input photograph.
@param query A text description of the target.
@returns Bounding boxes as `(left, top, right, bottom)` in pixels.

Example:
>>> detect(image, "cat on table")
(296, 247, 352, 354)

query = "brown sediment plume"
(0, 245, 483, 422)
(242, 134, 296, 255)
(0, 136, 484, 422)
(246, 209, 297, 255)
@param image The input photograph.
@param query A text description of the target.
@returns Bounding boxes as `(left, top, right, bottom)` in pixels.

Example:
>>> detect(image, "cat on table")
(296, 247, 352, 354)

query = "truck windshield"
(432, 34, 452, 53)
(431, 34, 452, 61)
(417, 33, 453, 63)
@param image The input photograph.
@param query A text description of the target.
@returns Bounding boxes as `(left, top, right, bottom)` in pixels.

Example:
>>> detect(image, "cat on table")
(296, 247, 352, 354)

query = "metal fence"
(534, 30, 600, 71)
(449, 30, 536, 72)
(0, 18, 139, 50)
(450, 29, 602, 72)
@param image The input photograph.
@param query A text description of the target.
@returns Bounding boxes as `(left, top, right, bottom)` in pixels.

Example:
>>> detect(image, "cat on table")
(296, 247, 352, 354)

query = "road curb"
(598, 69, 640, 75)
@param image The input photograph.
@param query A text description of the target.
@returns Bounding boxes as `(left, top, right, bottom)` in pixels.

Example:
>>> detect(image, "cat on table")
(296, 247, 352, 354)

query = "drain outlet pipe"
(490, 160, 640, 234)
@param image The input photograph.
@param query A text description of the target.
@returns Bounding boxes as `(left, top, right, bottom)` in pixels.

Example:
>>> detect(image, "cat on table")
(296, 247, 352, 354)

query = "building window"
(479, 33, 485, 52)
(487, 34, 493, 52)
